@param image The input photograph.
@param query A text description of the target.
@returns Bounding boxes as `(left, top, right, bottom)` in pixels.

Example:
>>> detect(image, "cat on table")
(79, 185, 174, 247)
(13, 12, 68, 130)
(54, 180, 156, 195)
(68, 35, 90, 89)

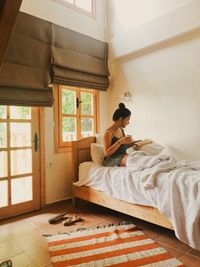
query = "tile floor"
(0, 200, 200, 267)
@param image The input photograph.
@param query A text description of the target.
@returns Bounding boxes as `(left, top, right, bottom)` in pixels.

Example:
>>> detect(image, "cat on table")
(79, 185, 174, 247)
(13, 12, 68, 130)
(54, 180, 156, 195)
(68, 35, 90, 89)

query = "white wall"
(108, 0, 200, 161)
(20, 0, 109, 203)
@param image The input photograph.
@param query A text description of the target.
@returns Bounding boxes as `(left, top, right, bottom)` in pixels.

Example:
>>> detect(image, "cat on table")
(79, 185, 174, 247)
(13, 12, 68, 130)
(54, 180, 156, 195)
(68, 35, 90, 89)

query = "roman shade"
(0, 12, 110, 107)
(51, 24, 109, 90)
(0, 12, 53, 106)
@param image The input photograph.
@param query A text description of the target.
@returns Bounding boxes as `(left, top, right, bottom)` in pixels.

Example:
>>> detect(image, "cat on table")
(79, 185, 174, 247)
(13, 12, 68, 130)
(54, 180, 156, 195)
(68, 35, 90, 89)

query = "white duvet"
(74, 152, 200, 250)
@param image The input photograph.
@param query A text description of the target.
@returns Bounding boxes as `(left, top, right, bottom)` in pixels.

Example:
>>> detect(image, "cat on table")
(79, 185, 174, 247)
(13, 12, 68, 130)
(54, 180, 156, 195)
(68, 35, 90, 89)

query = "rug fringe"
(56, 221, 137, 235)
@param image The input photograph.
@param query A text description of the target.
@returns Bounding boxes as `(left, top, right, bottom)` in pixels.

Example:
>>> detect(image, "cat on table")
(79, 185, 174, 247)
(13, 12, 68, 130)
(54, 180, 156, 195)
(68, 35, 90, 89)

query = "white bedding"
(74, 153, 200, 250)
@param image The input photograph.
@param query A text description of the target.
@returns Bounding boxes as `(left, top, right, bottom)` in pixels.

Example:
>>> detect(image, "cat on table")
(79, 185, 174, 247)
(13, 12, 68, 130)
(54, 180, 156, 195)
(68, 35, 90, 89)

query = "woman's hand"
(118, 135, 133, 145)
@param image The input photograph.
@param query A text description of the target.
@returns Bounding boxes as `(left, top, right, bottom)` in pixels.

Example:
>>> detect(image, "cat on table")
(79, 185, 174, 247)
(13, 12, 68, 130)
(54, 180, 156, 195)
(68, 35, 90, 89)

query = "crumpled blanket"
(126, 151, 177, 189)
(75, 153, 200, 250)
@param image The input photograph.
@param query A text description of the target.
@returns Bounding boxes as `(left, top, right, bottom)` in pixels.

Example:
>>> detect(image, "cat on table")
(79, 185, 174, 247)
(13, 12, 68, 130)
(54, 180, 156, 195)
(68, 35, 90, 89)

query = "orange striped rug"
(47, 223, 185, 267)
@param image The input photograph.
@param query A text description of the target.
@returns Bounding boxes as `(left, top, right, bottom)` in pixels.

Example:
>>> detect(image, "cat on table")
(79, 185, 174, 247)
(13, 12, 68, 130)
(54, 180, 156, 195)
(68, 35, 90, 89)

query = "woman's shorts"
(103, 154, 124, 167)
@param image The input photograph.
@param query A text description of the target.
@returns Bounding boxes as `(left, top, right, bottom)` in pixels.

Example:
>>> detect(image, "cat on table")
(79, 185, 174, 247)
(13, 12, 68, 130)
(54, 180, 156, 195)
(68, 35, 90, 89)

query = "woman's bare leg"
(119, 155, 129, 166)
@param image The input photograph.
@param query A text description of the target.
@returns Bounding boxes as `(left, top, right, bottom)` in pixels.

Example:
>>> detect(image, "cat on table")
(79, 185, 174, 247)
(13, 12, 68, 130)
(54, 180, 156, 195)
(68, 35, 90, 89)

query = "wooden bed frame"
(72, 136, 173, 230)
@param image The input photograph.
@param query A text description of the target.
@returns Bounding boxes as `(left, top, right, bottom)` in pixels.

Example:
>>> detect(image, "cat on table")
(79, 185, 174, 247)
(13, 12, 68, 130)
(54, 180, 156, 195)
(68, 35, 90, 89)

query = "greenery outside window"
(54, 84, 99, 152)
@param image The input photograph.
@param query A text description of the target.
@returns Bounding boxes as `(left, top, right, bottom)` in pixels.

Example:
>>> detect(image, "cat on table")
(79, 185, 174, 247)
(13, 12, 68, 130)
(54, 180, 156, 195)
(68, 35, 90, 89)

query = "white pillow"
(139, 142, 164, 155)
(95, 133, 103, 145)
(90, 143, 104, 164)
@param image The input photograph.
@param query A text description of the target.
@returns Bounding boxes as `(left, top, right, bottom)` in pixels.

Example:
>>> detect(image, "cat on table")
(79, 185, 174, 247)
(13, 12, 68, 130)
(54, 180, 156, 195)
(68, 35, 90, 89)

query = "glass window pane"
(62, 89, 76, 115)
(81, 91, 93, 115)
(10, 106, 31, 120)
(0, 180, 8, 207)
(10, 123, 31, 147)
(11, 149, 32, 176)
(0, 152, 7, 178)
(0, 123, 7, 148)
(11, 176, 33, 204)
(75, 0, 92, 12)
(0, 106, 7, 119)
(62, 117, 76, 141)
(81, 118, 93, 138)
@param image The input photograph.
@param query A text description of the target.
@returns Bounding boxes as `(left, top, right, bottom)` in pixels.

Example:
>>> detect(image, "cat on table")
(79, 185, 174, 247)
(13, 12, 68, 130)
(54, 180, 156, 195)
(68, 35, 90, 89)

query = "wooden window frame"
(54, 84, 99, 153)
(52, 0, 96, 18)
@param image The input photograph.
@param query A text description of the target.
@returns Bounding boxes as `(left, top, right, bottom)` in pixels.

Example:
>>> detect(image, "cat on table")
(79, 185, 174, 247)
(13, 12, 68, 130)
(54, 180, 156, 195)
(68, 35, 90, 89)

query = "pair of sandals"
(48, 212, 83, 226)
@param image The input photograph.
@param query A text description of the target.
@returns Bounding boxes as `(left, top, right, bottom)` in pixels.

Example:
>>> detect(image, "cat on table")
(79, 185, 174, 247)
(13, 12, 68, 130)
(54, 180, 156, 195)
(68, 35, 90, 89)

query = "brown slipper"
(0, 259, 12, 267)
(63, 215, 83, 226)
(48, 212, 68, 224)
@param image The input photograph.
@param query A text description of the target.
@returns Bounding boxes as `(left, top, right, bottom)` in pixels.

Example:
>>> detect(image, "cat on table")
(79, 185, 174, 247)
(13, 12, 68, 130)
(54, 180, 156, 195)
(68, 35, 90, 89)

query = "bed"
(72, 136, 200, 250)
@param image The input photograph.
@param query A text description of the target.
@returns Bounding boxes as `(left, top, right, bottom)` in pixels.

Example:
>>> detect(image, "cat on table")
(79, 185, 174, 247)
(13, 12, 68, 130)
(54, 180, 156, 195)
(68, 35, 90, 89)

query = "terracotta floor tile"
(155, 231, 192, 253)
(13, 233, 46, 251)
(11, 253, 39, 267)
(156, 241, 186, 259)
(25, 245, 52, 266)
(0, 221, 38, 243)
(189, 248, 200, 258)
(0, 240, 23, 261)
(179, 253, 200, 267)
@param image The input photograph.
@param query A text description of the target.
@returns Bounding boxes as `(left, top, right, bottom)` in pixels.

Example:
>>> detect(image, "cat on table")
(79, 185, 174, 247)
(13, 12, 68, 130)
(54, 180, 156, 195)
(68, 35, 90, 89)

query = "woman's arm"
(103, 131, 133, 157)
(103, 131, 120, 157)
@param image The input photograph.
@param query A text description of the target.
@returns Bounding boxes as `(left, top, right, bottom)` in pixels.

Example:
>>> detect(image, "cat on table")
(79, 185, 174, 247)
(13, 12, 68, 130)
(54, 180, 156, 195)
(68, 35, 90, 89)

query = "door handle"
(32, 133, 39, 152)
(76, 97, 82, 108)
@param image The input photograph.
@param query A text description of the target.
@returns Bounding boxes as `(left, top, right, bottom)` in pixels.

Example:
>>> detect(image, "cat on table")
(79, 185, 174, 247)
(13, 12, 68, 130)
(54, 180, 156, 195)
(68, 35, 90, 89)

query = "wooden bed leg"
(72, 186, 76, 208)
(72, 195, 76, 208)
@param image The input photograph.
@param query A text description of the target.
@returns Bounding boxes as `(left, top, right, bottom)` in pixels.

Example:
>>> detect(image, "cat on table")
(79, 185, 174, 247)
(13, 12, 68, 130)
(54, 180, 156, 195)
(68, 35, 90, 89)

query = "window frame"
(54, 84, 99, 153)
(52, 0, 96, 18)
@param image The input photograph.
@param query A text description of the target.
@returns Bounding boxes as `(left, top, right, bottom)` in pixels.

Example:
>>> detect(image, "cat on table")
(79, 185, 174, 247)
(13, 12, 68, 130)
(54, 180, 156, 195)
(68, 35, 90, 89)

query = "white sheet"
(74, 154, 200, 250)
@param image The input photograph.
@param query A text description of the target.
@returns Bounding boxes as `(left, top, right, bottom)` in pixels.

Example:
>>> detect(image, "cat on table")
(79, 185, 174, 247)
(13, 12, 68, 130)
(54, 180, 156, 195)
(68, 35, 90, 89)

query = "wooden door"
(0, 106, 41, 220)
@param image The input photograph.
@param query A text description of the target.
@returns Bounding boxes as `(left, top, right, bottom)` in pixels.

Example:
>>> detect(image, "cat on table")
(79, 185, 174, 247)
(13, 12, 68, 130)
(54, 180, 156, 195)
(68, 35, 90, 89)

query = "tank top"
(105, 128, 128, 158)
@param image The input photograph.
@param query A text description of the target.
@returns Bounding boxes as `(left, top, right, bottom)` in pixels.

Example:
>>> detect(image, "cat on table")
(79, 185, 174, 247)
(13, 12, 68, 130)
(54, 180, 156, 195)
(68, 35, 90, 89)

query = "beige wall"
(108, 0, 200, 161)
(20, 0, 109, 203)
(108, 0, 192, 37)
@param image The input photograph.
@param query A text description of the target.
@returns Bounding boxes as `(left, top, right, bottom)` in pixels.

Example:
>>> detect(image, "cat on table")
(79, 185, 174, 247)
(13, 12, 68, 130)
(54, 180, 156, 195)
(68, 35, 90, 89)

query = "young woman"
(103, 103, 135, 167)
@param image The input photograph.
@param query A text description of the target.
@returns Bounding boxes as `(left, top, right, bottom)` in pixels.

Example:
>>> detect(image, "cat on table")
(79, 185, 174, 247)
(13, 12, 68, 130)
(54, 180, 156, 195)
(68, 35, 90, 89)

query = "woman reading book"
(103, 103, 151, 167)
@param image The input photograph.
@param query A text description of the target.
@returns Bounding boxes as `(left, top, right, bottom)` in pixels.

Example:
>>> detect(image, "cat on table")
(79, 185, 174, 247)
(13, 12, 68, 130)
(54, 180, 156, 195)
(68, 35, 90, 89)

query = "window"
(54, 84, 99, 152)
(53, 0, 96, 17)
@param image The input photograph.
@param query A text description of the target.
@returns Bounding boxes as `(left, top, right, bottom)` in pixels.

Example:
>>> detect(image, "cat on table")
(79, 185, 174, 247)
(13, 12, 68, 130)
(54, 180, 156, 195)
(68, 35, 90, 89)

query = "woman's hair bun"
(118, 103, 125, 109)
(112, 102, 131, 121)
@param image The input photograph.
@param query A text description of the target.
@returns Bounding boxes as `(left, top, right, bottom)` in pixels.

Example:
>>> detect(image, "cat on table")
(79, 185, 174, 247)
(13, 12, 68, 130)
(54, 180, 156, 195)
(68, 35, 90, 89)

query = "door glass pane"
(62, 89, 76, 115)
(0, 106, 7, 119)
(0, 180, 8, 207)
(0, 123, 7, 148)
(10, 106, 31, 120)
(0, 152, 7, 178)
(11, 149, 32, 176)
(81, 92, 93, 115)
(76, 0, 92, 12)
(62, 117, 76, 141)
(10, 123, 31, 147)
(81, 118, 93, 137)
(11, 176, 33, 204)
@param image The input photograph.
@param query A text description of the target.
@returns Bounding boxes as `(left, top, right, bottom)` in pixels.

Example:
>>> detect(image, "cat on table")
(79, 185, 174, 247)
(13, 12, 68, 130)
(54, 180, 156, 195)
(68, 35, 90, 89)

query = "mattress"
(75, 161, 160, 207)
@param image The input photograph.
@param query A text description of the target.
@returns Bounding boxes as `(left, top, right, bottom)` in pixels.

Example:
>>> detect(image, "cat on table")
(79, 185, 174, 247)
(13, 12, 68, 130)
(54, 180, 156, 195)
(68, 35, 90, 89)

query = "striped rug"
(47, 223, 185, 267)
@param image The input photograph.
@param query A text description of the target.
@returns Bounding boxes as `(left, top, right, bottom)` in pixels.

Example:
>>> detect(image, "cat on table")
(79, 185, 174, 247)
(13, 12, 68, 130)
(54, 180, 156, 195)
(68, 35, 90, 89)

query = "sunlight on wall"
(108, 0, 200, 161)
(109, 0, 192, 36)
